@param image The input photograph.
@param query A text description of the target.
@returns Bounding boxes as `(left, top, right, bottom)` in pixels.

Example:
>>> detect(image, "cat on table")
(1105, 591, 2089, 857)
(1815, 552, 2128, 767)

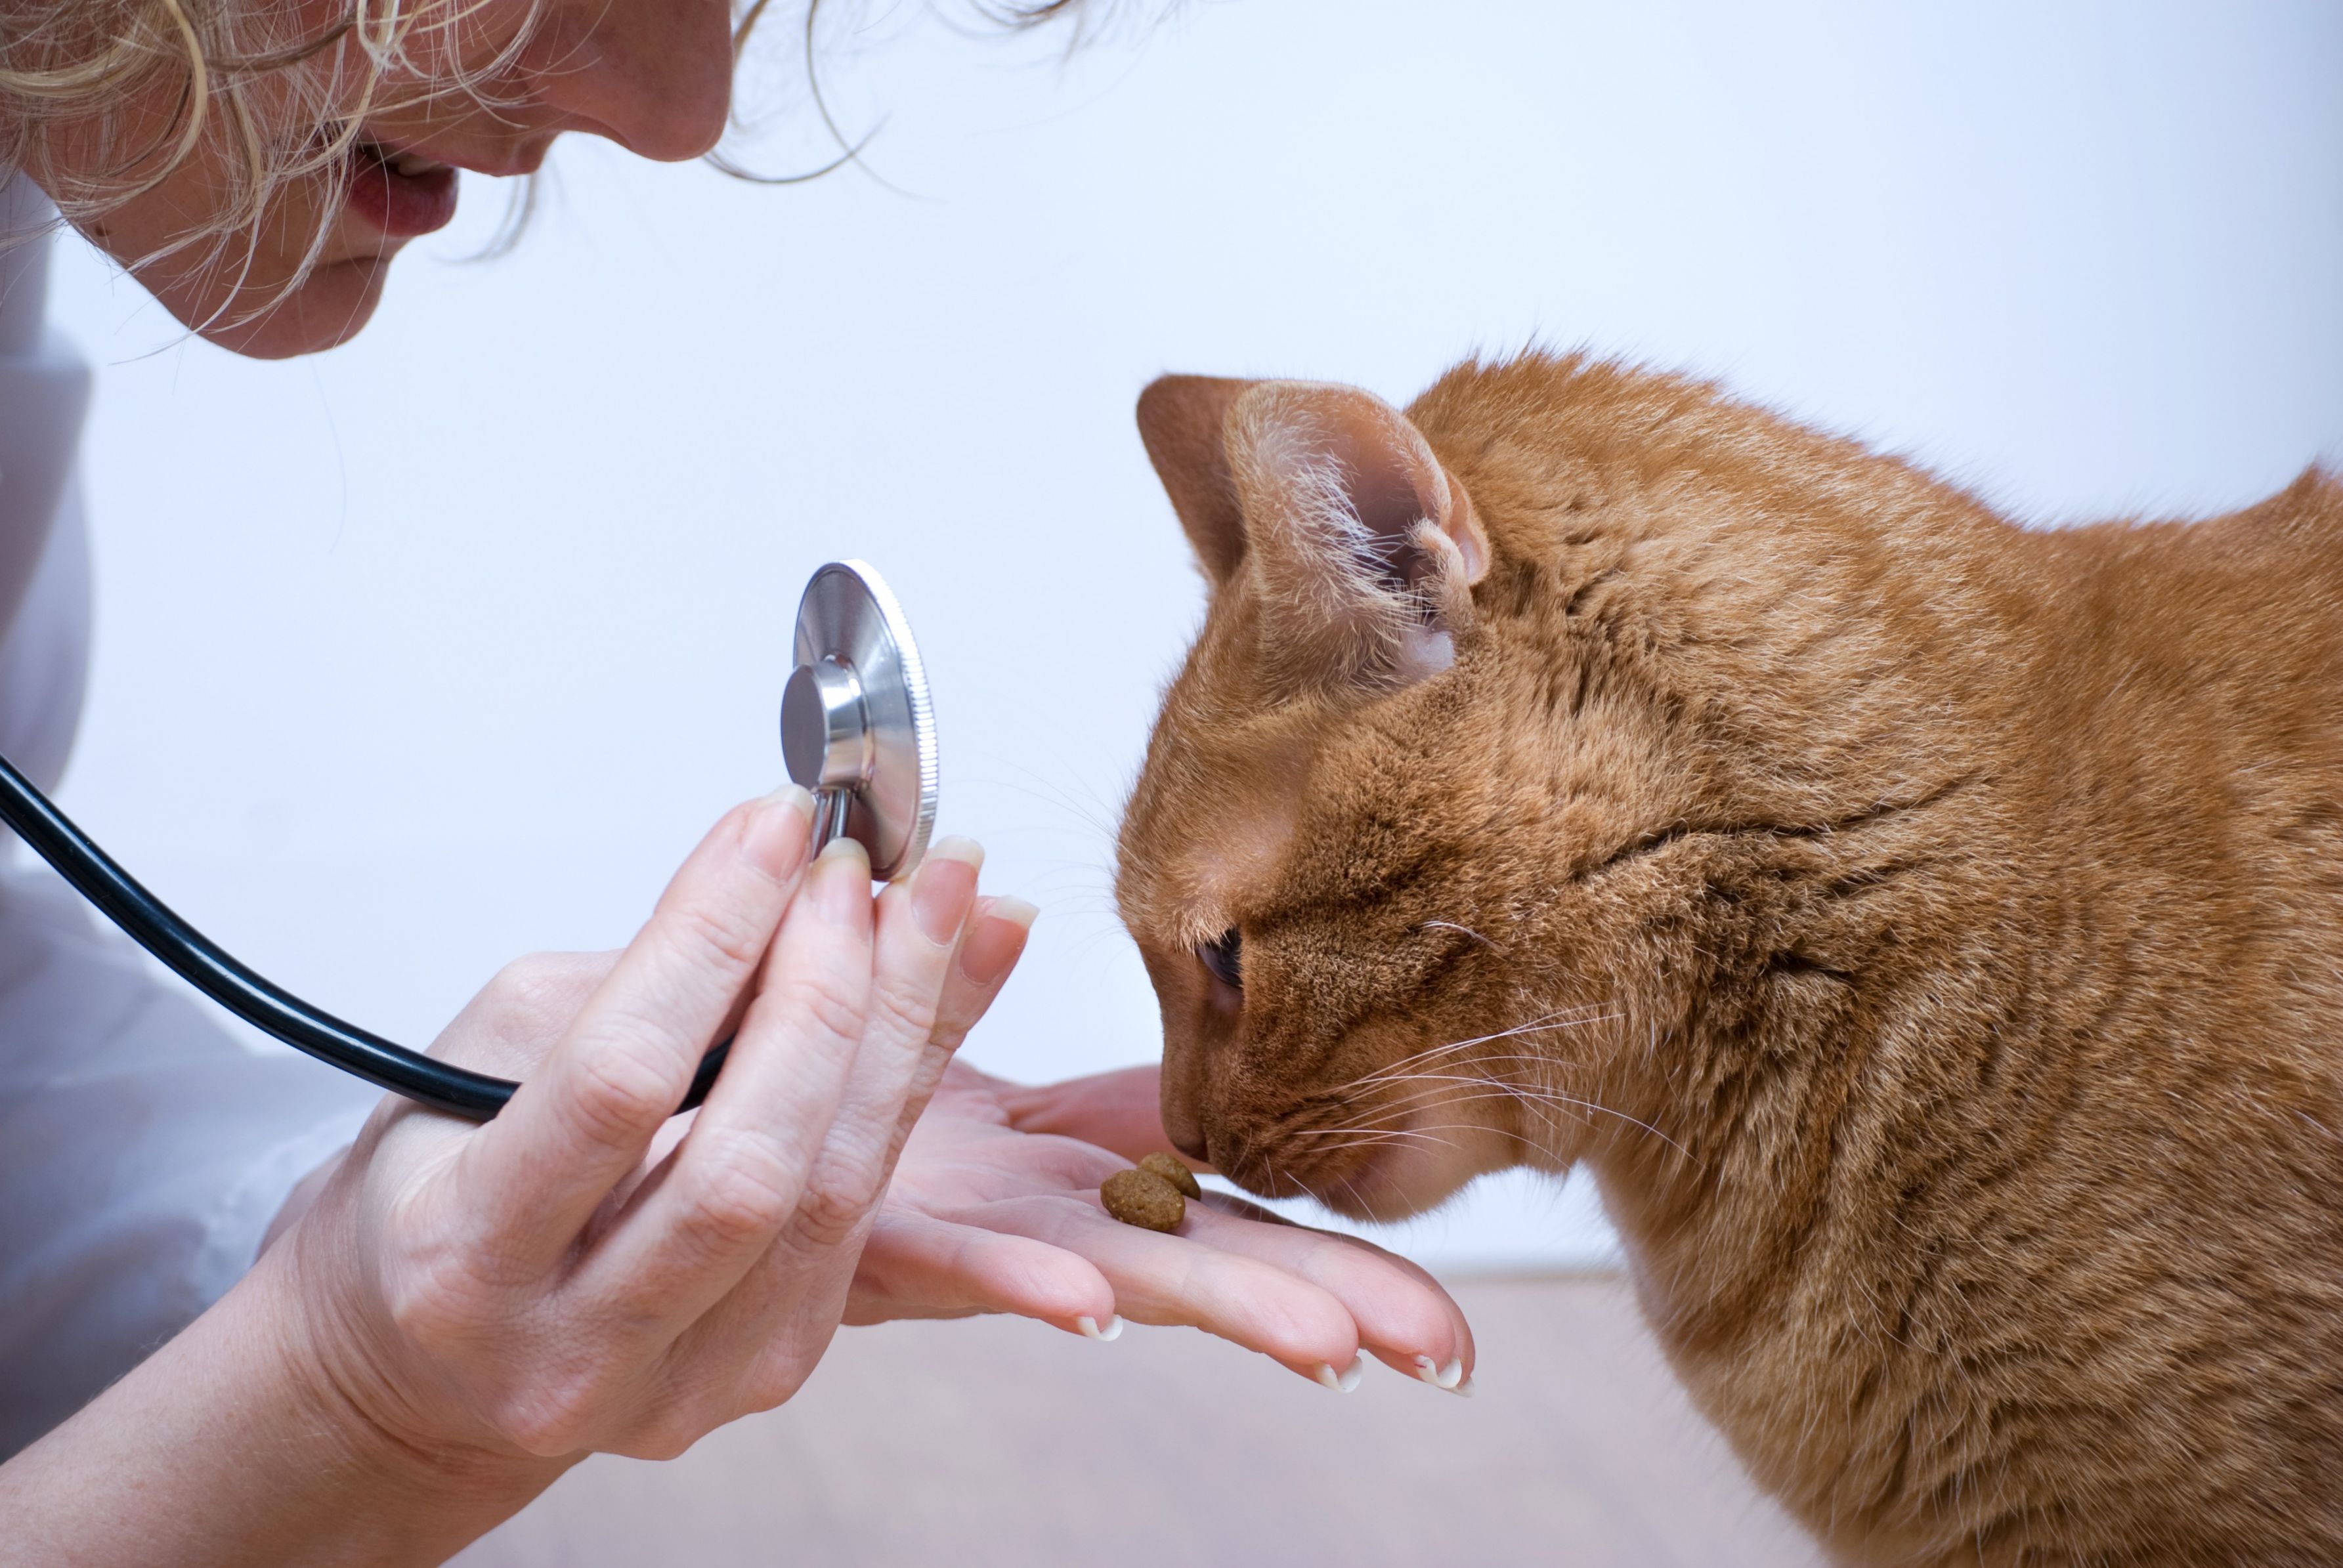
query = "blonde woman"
(0, 3, 1475, 1562)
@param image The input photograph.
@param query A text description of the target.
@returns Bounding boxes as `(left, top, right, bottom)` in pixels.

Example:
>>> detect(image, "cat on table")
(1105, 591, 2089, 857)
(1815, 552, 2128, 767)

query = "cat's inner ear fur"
(1226, 380, 1490, 690)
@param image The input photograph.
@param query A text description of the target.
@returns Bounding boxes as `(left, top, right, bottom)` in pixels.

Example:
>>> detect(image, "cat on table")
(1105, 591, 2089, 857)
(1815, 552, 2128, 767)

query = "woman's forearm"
(0, 1247, 563, 1568)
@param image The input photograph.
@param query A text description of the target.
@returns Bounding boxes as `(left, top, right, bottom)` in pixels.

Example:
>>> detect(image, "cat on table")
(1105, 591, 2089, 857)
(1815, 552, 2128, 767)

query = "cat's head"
(1113, 366, 1700, 1221)
(1117, 358, 1985, 1221)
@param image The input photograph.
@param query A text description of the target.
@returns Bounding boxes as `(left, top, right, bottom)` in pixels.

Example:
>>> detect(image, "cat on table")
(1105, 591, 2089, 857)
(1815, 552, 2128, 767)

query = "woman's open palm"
(849, 1063, 1477, 1393)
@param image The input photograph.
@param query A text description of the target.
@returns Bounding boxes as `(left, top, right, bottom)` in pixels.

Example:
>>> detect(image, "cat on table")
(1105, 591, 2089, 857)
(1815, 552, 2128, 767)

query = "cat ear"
(1136, 374, 1257, 585)
(1223, 379, 1490, 689)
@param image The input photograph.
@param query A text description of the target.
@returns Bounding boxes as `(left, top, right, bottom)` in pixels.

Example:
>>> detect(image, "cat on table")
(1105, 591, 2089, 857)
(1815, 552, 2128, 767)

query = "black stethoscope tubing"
(0, 751, 727, 1122)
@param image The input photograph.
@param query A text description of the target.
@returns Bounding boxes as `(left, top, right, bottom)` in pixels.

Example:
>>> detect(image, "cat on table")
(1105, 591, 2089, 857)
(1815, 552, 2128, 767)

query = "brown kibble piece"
(1101, 1168, 1186, 1233)
(1138, 1151, 1204, 1200)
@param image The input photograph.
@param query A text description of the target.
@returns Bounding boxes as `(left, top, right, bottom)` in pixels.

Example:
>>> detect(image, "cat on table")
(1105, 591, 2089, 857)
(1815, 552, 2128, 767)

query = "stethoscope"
(0, 560, 939, 1121)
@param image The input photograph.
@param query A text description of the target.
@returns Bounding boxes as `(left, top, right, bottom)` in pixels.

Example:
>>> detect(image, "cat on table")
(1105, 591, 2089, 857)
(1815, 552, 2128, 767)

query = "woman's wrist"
(243, 1228, 576, 1559)
(0, 1235, 566, 1568)
(261, 1143, 351, 1256)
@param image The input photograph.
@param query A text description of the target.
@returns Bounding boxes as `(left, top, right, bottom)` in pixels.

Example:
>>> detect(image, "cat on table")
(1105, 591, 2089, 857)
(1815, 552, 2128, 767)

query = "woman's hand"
(0, 789, 1033, 1568)
(848, 1062, 1478, 1394)
(288, 791, 1025, 1468)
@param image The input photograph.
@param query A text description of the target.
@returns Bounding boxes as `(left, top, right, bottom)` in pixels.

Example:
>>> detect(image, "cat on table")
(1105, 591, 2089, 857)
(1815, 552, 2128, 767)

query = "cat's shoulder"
(2054, 465, 2343, 589)
(2206, 463, 2343, 549)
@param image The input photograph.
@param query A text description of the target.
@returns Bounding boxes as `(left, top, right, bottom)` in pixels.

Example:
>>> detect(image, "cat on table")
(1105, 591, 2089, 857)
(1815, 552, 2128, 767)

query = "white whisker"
(1419, 919, 1503, 951)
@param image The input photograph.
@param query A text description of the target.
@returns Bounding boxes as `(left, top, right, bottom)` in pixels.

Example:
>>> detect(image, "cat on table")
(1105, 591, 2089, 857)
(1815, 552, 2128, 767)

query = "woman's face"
(55, 0, 737, 358)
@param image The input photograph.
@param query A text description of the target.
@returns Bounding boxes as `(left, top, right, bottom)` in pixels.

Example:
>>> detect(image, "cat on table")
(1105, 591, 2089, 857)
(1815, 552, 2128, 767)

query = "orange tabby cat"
(1115, 356, 2343, 1566)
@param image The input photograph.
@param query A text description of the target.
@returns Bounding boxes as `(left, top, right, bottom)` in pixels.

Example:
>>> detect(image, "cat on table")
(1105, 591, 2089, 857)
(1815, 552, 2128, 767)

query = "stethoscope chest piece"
(780, 560, 937, 881)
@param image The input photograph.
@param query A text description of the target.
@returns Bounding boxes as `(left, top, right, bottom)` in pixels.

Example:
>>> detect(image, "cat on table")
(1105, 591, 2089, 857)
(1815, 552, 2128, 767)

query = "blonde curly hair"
(0, 0, 1084, 302)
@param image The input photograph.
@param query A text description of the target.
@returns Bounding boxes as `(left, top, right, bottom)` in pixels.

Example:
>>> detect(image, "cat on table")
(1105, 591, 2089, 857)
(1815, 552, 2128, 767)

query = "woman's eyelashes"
(1198, 928, 1243, 992)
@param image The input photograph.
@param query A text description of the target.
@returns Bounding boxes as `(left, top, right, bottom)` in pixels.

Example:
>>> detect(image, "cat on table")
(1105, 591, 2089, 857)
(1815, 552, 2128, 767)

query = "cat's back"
(2033, 467, 2343, 747)
(2009, 469, 2343, 1046)
(1410, 356, 2343, 1564)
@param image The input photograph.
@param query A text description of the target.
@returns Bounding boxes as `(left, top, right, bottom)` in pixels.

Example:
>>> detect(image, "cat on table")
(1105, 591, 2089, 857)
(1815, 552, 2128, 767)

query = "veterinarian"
(0, 3, 1473, 1561)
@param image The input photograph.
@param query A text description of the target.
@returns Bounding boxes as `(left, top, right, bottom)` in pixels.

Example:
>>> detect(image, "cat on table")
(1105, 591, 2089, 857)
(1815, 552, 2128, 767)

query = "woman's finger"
(845, 1206, 1116, 1334)
(429, 951, 623, 1080)
(995, 1065, 1185, 1164)
(948, 1194, 1364, 1384)
(775, 837, 982, 1246)
(877, 894, 1037, 1168)
(572, 834, 878, 1326)
(1172, 1198, 1475, 1389)
(1046, 1179, 1472, 1386)
(930, 896, 1039, 1053)
(674, 841, 987, 1384)
(458, 790, 819, 1270)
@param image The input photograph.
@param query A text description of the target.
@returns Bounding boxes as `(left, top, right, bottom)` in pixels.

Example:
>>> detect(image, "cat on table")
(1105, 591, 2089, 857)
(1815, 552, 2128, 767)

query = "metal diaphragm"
(779, 560, 938, 881)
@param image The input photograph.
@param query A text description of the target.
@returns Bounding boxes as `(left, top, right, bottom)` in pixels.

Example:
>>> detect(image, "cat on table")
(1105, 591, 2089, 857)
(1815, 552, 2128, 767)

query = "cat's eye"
(1197, 927, 1243, 992)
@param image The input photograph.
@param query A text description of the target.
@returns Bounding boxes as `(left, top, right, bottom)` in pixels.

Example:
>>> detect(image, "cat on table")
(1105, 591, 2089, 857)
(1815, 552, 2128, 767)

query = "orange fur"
(1117, 354, 2343, 1566)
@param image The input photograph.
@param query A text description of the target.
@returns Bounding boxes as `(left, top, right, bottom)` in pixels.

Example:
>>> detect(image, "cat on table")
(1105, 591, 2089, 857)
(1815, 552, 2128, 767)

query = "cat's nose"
(1168, 1119, 1209, 1163)
(1162, 1089, 1210, 1162)
(1158, 1046, 1211, 1162)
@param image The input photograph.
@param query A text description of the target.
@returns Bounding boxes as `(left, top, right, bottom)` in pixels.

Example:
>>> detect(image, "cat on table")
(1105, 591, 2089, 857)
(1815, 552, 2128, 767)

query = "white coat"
(0, 176, 372, 1456)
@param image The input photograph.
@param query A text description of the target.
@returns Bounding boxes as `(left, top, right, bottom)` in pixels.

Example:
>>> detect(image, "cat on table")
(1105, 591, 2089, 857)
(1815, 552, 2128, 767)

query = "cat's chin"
(1224, 1124, 1503, 1224)
(1313, 1148, 1490, 1223)
(1303, 1172, 1461, 1225)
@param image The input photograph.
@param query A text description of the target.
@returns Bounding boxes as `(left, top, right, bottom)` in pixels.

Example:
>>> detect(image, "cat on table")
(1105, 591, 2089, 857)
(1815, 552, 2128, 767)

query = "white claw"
(1077, 1314, 1123, 1342)
(1315, 1359, 1364, 1393)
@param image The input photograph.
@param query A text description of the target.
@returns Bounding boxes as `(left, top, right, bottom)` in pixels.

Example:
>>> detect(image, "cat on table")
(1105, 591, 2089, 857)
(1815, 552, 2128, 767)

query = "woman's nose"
(525, 0, 735, 162)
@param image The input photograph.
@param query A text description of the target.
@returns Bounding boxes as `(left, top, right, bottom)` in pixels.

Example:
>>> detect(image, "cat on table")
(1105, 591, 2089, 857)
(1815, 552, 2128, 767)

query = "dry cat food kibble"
(1100, 1167, 1185, 1232)
(1138, 1152, 1203, 1200)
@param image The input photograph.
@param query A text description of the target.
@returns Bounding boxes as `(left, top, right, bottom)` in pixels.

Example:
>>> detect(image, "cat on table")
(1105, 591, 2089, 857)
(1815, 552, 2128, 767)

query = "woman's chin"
(159, 255, 393, 359)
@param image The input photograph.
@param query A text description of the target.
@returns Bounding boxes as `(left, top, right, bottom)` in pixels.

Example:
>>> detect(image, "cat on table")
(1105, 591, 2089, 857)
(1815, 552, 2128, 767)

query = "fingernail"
(957, 896, 1038, 987)
(1076, 1313, 1123, 1342)
(815, 834, 871, 913)
(911, 837, 983, 946)
(1314, 1359, 1364, 1393)
(747, 786, 817, 872)
(1414, 1355, 1467, 1391)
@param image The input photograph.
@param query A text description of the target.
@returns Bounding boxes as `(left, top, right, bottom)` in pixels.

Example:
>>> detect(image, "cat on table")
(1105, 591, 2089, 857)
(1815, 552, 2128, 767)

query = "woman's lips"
(343, 140, 460, 238)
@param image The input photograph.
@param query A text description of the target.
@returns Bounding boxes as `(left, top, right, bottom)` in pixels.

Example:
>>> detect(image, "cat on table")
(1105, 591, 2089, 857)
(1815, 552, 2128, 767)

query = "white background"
(43, 0, 2343, 1271)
